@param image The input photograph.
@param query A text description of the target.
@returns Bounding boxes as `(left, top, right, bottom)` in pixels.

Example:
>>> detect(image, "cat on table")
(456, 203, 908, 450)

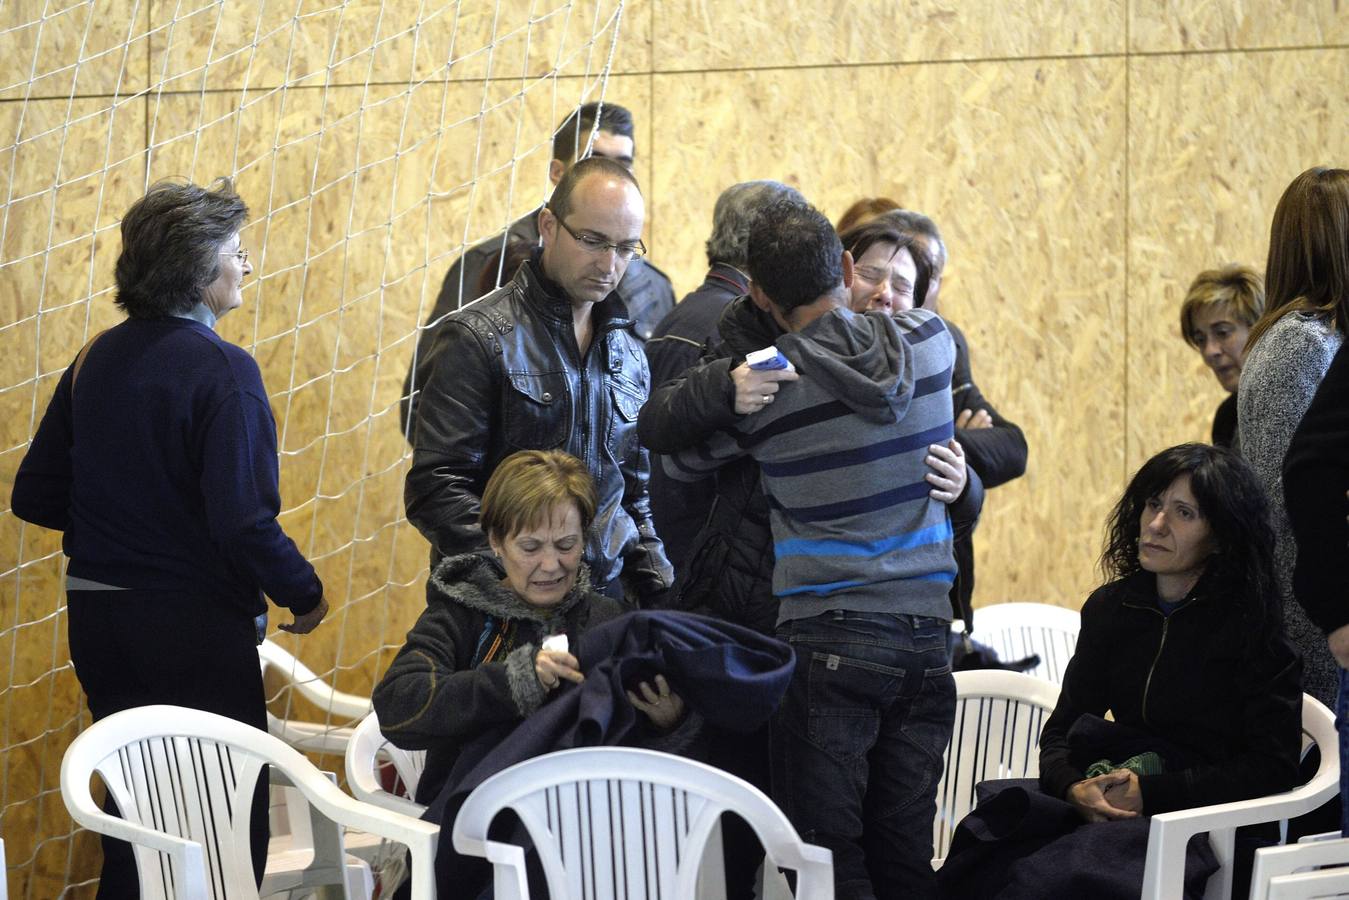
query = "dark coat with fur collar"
(372, 552, 624, 804)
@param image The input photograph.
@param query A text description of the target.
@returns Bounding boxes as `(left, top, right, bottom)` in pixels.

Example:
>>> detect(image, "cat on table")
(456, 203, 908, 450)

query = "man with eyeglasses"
(400, 101, 675, 437)
(405, 156, 673, 604)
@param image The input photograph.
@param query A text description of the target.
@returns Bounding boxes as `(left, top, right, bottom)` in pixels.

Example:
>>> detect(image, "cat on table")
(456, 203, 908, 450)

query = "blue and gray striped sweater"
(666, 306, 957, 625)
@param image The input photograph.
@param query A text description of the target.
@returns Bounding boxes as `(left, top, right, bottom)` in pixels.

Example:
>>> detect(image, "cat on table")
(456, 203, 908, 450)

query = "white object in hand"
(542, 634, 569, 654)
(746, 346, 795, 372)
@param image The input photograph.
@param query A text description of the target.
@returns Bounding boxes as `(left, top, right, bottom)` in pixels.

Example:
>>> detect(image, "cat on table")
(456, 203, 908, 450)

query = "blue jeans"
(770, 610, 956, 900)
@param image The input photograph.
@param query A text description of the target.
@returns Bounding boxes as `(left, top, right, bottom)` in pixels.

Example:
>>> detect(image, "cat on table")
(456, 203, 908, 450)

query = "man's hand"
(925, 439, 968, 503)
(956, 408, 993, 430)
(1328, 625, 1349, 669)
(731, 363, 800, 415)
(536, 648, 585, 692)
(279, 595, 328, 634)
(1067, 771, 1139, 823)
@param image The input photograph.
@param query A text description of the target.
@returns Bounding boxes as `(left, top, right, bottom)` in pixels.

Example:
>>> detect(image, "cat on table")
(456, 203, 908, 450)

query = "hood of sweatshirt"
(777, 307, 917, 424)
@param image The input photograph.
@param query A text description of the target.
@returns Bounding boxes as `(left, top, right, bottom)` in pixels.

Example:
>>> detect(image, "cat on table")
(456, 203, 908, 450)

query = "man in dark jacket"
(405, 157, 674, 602)
(644, 179, 804, 569)
(401, 101, 676, 435)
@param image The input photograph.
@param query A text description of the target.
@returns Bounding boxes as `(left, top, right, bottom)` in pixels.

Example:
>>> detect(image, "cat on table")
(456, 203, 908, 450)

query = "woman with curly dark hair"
(939, 443, 1302, 899)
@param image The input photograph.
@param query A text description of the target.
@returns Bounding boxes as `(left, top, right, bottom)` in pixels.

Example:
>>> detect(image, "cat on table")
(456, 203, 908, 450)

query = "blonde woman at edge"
(1178, 265, 1264, 448)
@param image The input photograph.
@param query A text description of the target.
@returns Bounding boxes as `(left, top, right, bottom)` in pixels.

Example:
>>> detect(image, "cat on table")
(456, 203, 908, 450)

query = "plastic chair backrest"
(258, 640, 371, 755)
(452, 747, 835, 900)
(933, 669, 1060, 866)
(967, 602, 1081, 683)
(60, 705, 441, 900)
(1251, 834, 1349, 900)
(345, 711, 428, 817)
(1141, 694, 1339, 900)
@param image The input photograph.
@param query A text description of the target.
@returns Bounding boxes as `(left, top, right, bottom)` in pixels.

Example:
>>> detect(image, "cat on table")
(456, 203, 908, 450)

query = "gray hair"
(115, 178, 248, 319)
(705, 180, 805, 268)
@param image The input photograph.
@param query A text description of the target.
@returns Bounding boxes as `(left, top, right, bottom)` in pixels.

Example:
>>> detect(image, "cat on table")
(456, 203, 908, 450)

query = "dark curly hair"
(114, 178, 248, 319)
(1101, 443, 1280, 644)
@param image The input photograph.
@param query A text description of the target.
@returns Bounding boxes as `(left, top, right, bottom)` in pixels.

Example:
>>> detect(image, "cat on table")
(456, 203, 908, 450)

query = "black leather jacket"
(405, 258, 674, 600)
(400, 210, 675, 435)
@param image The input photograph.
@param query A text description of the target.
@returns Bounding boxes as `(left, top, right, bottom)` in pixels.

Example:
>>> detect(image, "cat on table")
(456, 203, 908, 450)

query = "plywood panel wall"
(1125, 48, 1349, 474)
(1, 0, 1347, 895)
(649, 57, 1129, 607)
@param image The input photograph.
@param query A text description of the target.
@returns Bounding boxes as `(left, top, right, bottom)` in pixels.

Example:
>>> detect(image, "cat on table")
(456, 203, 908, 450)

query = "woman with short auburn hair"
(1178, 263, 1265, 447)
(11, 177, 327, 897)
(374, 449, 688, 808)
(1238, 166, 1349, 712)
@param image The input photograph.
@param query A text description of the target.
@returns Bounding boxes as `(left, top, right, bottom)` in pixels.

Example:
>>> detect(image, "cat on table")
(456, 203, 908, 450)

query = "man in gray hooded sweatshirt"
(664, 197, 959, 900)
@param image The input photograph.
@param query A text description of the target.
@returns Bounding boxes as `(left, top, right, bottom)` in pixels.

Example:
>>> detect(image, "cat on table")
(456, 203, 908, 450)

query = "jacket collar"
(517, 254, 634, 333)
(704, 262, 750, 295)
(1118, 566, 1215, 612)
(428, 551, 593, 623)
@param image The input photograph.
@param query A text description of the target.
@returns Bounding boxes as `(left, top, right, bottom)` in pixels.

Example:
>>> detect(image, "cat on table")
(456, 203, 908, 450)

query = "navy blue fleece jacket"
(11, 316, 322, 616)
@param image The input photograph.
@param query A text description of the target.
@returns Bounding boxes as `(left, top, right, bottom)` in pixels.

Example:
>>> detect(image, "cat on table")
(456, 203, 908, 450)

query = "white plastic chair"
(259, 639, 381, 893)
(345, 711, 428, 818)
(1141, 694, 1339, 900)
(60, 705, 440, 900)
(1250, 831, 1349, 899)
(451, 746, 834, 900)
(933, 669, 1060, 867)
(963, 602, 1081, 684)
(258, 640, 372, 756)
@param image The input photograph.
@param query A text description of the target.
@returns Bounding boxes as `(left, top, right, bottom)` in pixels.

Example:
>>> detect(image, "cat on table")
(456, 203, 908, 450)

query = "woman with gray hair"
(11, 177, 326, 897)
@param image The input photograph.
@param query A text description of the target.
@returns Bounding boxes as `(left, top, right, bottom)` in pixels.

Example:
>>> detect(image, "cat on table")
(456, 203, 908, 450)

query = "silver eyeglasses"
(556, 218, 646, 260)
(219, 248, 250, 265)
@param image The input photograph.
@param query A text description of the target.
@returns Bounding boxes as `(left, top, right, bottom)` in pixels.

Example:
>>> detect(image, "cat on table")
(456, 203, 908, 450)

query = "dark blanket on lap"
(937, 778, 1218, 899)
(422, 610, 796, 898)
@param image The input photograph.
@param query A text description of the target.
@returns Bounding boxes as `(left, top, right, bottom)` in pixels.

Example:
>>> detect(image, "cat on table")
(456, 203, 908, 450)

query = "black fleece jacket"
(372, 553, 624, 804)
(1285, 342, 1349, 636)
(1038, 571, 1302, 815)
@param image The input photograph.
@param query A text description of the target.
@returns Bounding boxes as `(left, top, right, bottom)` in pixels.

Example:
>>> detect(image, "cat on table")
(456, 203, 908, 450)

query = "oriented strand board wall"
(641, 0, 1348, 611)
(0, 0, 1346, 895)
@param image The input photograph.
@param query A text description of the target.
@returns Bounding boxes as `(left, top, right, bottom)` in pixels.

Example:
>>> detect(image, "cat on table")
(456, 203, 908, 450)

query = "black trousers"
(67, 589, 271, 899)
(704, 722, 772, 900)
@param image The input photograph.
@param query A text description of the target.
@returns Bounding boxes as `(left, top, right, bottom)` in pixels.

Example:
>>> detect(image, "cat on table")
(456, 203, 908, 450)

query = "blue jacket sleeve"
(199, 367, 323, 614)
(12, 365, 76, 531)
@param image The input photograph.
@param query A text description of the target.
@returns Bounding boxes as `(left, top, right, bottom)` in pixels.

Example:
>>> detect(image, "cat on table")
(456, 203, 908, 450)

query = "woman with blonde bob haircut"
(1238, 166, 1349, 712)
(1178, 264, 1265, 447)
(373, 449, 686, 806)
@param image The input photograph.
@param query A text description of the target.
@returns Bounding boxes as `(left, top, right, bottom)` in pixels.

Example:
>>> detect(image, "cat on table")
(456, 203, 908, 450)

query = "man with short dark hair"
(406, 157, 673, 603)
(401, 102, 675, 434)
(644, 179, 803, 569)
(665, 198, 963, 899)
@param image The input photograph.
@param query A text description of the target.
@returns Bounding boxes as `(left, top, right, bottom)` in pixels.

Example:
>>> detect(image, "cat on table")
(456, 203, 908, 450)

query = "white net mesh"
(0, 1, 625, 894)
